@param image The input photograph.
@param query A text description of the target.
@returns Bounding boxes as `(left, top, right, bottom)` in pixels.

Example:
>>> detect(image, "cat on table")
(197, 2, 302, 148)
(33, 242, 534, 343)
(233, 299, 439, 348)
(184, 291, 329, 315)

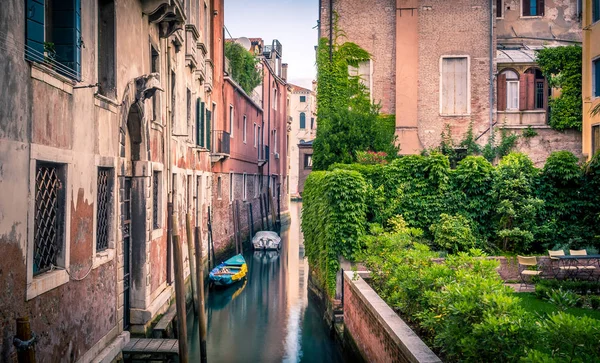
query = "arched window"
(525, 68, 547, 110)
(498, 68, 547, 112)
(299, 112, 306, 129)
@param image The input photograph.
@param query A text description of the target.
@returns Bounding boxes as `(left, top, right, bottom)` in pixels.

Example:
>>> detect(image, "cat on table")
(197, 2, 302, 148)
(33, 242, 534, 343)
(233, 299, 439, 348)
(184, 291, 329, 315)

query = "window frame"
(253, 123, 257, 147)
(304, 154, 313, 169)
(593, 56, 600, 99)
(229, 172, 234, 203)
(243, 173, 247, 201)
(439, 55, 471, 116)
(593, 124, 600, 156)
(229, 104, 234, 138)
(300, 95, 306, 103)
(593, 0, 600, 24)
(496, 0, 504, 18)
(521, 0, 545, 17)
(217, 176, 222, 200)
(507, 80, 520, 110)
(27, 145, 74, 301)
(299, 112, 306, 129)
(243, 115, 247, 144)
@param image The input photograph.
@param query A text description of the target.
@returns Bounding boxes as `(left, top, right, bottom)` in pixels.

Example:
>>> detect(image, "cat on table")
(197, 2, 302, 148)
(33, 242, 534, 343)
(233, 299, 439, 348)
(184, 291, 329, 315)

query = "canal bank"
(187, 201, 349, 362)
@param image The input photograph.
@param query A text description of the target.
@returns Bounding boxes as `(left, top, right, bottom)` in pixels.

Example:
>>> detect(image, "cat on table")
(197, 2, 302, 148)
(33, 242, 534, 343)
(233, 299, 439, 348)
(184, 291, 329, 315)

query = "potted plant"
(43, 42, 56, 68)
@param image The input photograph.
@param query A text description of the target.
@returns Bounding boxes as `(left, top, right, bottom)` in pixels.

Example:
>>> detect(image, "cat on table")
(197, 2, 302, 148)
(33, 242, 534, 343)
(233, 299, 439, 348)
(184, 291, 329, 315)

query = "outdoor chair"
(548, 250, 578, 279)
(517, 255, 542, 290)
(570, 249, 597, 280)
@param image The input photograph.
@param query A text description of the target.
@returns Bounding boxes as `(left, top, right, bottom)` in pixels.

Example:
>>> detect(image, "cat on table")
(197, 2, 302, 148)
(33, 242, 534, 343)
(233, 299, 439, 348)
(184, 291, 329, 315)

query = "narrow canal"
(187, 201, 346, 363)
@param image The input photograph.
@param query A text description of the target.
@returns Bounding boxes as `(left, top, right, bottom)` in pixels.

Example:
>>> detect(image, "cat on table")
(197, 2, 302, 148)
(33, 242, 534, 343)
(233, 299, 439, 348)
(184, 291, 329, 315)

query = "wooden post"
(259, 196, 265, 231)
(186, 213, 198, 316)
(235, 200, 242, 253)
(268, 190, 276, 231)
(171, 214, 189, 363)
(208, 207, 216, 268)
(232, 204, 239, 254)
(194, 227, 208, 363)
(16, 317, 35, 363)
(263, 193, 270, 230)
(167, 202, 173, 284)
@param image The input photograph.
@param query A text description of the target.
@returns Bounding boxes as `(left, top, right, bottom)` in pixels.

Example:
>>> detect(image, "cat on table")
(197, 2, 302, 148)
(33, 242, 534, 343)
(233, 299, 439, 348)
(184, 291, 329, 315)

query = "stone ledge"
(90, 331, 130, 363)
(344, 271, 442, 363)
(130, 285, 173, 325)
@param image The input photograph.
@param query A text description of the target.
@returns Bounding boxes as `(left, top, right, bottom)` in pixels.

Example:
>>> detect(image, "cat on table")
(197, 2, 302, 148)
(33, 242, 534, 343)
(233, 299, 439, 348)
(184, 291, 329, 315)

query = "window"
(243, 173, 247, 200)
(98, 0, 115, 98)
(502, 70, 520, 110)
(197, 98, 206, 147)
(311, 117, 315, 130)
(273, 89, 278, 110)
(152, 171, 160, 229)
(96, 167, 113, 252)
(498, 68, 547, 111)
(300, 95, 306, 102)
(304, 154, 313, 169)
(217, 176, 222, 199)
(522, 0, 544, 17)
(25, 0, 82, 80)
(299, 112, 306, 129)
(497, 0, 503, 17)
(33, 162, 66, 275)
(594, 58, 600, 98)
(229, 105, 234, 138)
(440, 57, 469, 115)
(253, 123, 257, 147)
(151, 45, 160, 122)
(243, 115, 247, 143)
(187, 88, 192, 138)
(171, 71, 176, 129)
(273, 129, 278, 153)
(349, 60, 373, 97)
(594, 0, 600, 23)
(229, 173, 234, 202)
(593, 125, 600, 156)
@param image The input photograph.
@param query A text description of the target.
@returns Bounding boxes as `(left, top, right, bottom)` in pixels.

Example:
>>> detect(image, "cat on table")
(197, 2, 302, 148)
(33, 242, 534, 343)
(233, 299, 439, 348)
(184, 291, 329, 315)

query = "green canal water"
(187, 202, 346, 363)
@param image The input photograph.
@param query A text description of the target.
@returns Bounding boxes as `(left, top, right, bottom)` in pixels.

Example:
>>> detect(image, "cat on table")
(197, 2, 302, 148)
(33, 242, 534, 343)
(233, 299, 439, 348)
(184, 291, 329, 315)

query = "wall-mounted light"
(213, 10, 218, 16)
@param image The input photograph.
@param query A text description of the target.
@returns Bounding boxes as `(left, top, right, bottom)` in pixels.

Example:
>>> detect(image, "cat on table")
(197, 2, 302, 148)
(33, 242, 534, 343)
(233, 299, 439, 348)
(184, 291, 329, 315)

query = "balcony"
(195, 42, 207, 81)
(142, 0, 185, 38)
(205, 59, 214, 93)
(210, 130, 230, 163)
(262, 40, 282, 59)
(258, 145, 269, 167)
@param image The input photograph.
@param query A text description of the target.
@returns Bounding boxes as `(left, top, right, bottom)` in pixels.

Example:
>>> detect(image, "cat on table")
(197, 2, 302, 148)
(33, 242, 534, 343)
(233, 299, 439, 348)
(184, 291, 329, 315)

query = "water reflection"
(189, 202, 345, 363)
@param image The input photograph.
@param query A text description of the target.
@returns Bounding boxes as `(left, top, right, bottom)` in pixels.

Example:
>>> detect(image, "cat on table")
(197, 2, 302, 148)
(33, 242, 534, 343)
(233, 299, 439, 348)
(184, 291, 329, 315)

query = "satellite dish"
(235, 37, 252, 51)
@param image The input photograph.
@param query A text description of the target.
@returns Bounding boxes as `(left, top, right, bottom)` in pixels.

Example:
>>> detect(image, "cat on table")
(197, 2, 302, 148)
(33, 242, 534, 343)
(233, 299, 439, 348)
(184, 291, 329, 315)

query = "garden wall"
(343, 271, 441, 363)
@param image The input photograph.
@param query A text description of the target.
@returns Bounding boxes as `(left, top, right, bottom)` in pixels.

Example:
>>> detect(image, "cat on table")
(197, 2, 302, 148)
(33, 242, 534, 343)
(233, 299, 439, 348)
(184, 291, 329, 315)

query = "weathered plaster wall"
(497, 0, 582, 46)
(509, 127, 583, 166)
(297, 145, 314, 196)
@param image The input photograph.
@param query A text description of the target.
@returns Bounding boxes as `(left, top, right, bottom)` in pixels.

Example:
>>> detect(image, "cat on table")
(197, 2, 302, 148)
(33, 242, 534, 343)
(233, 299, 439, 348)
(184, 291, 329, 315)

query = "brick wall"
(343, 272, 441, 363)
(417, 0, 493, 149)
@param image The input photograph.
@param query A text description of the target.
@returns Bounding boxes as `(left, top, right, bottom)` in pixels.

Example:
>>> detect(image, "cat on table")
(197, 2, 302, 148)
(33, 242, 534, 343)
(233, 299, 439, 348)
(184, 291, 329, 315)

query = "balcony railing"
(212, 130, 230, 155)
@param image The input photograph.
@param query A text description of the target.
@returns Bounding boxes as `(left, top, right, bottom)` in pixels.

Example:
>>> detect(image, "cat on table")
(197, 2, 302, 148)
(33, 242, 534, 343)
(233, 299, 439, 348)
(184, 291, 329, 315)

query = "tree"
(225, 42, 262, 94)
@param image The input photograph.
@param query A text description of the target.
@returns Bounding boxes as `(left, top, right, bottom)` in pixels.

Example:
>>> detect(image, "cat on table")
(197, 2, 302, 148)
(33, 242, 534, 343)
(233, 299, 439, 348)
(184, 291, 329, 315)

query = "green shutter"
(53, 0, 81, 80)
(206, 110, 211, 151)
(26, 0, 45, 62)
(196, 98, 202, 146)
(200, 101, 206, 147)
(595, 0, 600, 24)
(595, 60, 600, 97)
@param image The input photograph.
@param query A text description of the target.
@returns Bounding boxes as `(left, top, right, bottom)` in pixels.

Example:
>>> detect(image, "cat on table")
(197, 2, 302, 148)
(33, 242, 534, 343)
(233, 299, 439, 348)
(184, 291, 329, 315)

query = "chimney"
(282, 63, 288, 82)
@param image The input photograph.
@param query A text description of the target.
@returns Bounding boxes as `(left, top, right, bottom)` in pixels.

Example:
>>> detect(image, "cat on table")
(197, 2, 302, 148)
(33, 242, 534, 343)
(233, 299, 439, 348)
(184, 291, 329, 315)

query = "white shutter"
(441, 57, 469, 115)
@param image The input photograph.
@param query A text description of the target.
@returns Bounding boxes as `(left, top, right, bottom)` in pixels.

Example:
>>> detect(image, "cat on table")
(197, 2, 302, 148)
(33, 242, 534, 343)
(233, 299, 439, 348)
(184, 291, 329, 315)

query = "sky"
(224, 0, 319, 89)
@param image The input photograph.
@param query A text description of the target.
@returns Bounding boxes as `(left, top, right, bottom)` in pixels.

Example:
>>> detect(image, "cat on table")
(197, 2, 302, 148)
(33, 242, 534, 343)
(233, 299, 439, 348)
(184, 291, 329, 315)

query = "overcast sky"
(224, 0, 319, 89)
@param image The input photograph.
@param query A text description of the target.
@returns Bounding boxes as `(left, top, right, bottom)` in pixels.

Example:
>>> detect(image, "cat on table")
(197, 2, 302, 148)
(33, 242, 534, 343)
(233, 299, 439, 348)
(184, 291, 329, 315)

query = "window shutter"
(594, 0, 600, 22)
(26, 0, 45, 62)
(196, 98, 201, 146)
(537, 0, 544, 16)
(526, 73, 535, 110)
(300, 113, 306, 129)
(523, 0, 531, 16)
(53, 0, 82, 80)
(206, 110, 211, 151)
(519, 74, 530, 111)
(497, 73, 507, 111)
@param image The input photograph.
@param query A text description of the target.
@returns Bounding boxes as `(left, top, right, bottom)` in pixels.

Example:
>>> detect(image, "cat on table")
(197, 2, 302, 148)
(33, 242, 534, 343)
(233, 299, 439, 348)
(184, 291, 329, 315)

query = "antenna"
(235, 37, 252, 51)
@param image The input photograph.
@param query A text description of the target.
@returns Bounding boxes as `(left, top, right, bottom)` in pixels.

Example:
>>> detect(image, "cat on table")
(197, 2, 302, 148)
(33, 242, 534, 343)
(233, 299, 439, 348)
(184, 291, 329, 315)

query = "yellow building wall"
(583, 0, 600, 158)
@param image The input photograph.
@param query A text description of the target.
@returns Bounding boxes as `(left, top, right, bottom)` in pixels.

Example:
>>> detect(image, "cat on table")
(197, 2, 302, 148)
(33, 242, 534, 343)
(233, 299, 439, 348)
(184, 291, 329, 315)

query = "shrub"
(356, 150, 388, 164)
(429, 213, 477, 253)
(535, 312, 600, 361)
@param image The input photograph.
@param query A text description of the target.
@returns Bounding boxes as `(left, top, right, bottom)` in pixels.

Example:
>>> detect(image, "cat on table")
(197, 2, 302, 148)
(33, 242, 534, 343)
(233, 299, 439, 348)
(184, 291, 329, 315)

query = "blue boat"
(209, 254, 248, 287)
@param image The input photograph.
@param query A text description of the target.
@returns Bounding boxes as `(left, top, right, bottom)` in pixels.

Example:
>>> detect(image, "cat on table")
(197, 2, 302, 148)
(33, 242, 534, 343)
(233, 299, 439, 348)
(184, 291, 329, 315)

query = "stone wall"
(343, 271, 441, 363)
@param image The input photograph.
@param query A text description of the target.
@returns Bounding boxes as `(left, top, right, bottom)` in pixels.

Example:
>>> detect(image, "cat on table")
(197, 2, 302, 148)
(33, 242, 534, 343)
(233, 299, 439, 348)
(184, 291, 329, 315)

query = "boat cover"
(224, 254, 246, 266)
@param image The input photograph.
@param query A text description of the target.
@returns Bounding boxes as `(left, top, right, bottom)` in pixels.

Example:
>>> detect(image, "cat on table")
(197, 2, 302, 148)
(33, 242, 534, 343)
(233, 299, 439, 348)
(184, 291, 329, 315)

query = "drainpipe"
(489, 0, 495, 142)
(166, 36, 173, 285)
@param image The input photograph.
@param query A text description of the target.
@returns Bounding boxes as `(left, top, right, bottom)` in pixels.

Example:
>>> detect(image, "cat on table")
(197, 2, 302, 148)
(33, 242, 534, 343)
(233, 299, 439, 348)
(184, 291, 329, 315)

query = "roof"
(288, 83, 313, 93)
(496, 49, 537, 64)
(299, 139, 314, 147)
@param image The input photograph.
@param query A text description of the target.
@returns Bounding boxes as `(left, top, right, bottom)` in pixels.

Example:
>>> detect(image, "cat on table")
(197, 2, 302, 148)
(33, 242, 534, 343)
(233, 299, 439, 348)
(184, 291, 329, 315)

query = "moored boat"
(209, 254, 248, 287)
(252, 231, 282, 250)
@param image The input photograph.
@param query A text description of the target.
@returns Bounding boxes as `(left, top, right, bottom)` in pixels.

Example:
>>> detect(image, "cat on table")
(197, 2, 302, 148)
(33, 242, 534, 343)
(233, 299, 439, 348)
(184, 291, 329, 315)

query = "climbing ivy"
(225, 42, 262, 94)
(536, 46, 582, 131)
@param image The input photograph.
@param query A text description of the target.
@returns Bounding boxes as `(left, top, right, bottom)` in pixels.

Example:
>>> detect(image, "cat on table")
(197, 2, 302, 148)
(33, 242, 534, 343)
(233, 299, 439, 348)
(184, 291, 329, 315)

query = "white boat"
(252, 231, 281, 250)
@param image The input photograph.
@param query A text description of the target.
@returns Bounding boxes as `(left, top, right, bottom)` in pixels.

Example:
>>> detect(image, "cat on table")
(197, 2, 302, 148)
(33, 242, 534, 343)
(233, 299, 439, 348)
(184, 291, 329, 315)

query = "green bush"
(302, 169, 368, 295)
(429, 213, 477, 253)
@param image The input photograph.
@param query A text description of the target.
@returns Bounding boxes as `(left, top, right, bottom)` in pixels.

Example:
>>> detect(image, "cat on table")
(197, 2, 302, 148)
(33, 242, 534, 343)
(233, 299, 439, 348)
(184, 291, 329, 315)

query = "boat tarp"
(224, 254, 246, 266)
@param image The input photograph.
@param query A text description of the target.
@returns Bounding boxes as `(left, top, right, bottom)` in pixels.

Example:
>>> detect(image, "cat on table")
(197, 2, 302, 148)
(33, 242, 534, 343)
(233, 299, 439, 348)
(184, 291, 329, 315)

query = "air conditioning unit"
(274, 152, 280, 159)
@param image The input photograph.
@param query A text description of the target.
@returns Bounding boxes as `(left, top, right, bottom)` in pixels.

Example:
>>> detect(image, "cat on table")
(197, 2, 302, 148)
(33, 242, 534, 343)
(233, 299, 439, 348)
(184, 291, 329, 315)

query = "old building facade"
(0, 0, 221, 361)
(582, 0, 600, 157)
(319, 0, 583, 164)
(288, 83, 316, 198)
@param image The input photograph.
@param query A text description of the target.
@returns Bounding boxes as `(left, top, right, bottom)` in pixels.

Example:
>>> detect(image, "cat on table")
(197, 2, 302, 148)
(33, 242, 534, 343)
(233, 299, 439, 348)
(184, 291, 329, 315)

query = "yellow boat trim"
(230, 263, 248, 281)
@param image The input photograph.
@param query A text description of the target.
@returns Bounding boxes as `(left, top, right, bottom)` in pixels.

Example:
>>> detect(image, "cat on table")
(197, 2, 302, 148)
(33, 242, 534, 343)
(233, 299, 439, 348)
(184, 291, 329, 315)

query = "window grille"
(96, 168, 112, 252)
(153, 171, 160, 229)
(535, 82, 544, 109)
(34, 163, 64, 275)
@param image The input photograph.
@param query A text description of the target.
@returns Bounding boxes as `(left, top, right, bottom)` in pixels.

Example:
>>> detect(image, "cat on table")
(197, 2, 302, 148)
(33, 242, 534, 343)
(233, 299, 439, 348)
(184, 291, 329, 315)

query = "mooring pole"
(235, 200, 242, 252)
(186, 213, 198, 316)
(248, 203, 254, 241)
(259, 196, 265, 231)
(208, 207, 216, 268)
(232, 204, 239, 254)
(172, 214, 189, 363)
(194, 227, 208, 363)
(15, 317, 35, 363)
